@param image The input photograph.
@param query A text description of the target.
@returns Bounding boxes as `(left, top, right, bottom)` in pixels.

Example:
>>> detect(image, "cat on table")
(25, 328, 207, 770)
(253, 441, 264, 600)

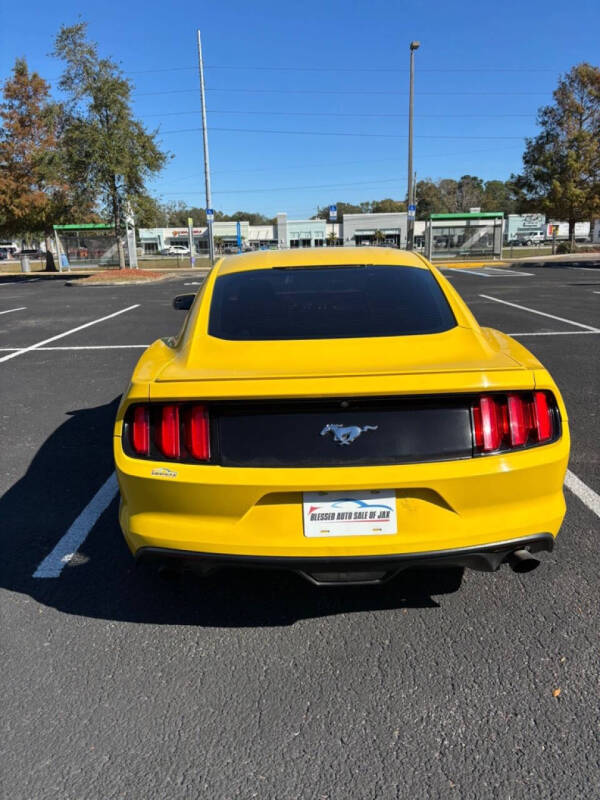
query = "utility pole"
(406, 41, 420, 251)
(197, 30, 215, 266)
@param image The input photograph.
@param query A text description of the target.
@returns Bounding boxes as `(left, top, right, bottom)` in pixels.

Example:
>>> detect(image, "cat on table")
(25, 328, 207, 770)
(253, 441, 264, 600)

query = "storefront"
(341, 213, 407, 248)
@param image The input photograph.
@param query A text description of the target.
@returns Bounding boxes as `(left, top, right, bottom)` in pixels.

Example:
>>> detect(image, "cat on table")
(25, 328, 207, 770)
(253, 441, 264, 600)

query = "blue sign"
(329, 204, 337, 221)
(408, 204, 416, 218)
(206, 208, 214, 221)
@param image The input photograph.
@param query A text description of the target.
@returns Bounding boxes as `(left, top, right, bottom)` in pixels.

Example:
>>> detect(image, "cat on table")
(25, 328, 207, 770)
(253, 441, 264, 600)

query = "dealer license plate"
(303, 490, 397, 538)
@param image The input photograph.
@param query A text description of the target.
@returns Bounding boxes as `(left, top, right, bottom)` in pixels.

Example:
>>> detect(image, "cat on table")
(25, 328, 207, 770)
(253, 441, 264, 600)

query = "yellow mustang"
(114, 248, 569, 585)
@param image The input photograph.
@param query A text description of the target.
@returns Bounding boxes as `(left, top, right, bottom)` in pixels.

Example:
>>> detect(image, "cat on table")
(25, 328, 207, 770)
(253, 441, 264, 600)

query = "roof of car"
(215, 246, 430, 276)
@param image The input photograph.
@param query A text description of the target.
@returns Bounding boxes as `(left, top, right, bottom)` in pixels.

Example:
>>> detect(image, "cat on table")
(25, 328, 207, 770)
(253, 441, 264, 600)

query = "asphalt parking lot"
(2, 263, 599, 799)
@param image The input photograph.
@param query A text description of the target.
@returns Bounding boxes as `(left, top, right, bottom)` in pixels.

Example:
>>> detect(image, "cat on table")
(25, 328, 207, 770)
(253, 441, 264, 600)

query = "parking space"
(2, 265, 600, 799)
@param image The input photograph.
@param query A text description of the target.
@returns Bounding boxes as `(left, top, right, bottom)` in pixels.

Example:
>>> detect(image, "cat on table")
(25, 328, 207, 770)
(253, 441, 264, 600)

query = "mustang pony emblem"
(320, 423, 378, 445)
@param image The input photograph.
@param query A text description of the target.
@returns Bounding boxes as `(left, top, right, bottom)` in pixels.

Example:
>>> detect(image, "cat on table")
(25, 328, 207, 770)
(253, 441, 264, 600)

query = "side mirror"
(173, 293, 195, 311)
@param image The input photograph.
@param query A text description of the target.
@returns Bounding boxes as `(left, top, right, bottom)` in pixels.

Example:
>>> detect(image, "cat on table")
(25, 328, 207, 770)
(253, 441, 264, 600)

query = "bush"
(556, 241, 575, 254)
(556, 241, 600, 254)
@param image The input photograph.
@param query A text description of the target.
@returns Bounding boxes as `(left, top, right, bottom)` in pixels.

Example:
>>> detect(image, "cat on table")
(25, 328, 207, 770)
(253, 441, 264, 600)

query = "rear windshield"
(208, 265, 456, 341)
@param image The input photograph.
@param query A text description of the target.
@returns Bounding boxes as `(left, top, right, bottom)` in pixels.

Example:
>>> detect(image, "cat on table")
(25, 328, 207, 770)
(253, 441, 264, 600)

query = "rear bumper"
(115, 432, 569, 559)
(136, 533, 555, 585)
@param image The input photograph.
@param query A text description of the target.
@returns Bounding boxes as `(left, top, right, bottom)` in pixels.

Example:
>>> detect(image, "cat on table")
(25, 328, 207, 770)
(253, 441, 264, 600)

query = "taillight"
(472, 391, 556, 454)
(507, 393, 527, 446)
(131, 405, 150, 455)
(184, 405, 210, 461)
(479, 395, 502, 451)
(158, 404, 180, 459)
(533, 391, 553, 441)
(126, 403, 210, 462)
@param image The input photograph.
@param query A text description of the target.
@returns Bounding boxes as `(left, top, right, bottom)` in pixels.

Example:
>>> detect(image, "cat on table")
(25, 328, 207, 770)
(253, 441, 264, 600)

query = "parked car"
(115, 246, 569, 587)
(162, 245, 190, 256)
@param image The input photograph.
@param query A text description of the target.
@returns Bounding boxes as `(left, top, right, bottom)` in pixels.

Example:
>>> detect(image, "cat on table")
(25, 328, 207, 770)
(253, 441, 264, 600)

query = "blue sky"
(2, 0, 598, 218)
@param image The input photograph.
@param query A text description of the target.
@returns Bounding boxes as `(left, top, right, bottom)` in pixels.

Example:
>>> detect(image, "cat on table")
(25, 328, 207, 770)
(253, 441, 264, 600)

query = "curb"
(65, 273, 187, 287)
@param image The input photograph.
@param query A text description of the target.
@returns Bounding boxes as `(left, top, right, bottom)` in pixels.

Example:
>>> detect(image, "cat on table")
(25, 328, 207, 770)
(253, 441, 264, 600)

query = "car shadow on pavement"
(0, 397, 464, 627)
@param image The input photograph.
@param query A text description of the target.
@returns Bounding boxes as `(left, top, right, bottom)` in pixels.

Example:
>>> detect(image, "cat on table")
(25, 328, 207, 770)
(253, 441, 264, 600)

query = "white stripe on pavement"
(565, 470, 600, 519)
(33, 473, 119, 578)
(444, 269, 490, 277)
(509, 331, 600, 337)
(0, 304, 140, 364)
(479, 295, 600, 332)
(481, 267, 534, 276)
(0, 344, 148, 351)
(0, 306, 26, 315)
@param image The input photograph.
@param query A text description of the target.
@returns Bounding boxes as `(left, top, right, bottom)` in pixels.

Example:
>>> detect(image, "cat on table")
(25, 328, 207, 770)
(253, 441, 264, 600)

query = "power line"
(157, 125, 528, 140)
(135, 87, 550, 97)
(140, 109, 536, 120)
(161, 146, 521, 183)
(127, 64, 557, 75)
(159, 178, 405, 196)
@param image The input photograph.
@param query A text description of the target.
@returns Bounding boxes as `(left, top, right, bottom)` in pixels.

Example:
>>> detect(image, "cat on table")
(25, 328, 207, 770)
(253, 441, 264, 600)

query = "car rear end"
(114, 251, 569, 584)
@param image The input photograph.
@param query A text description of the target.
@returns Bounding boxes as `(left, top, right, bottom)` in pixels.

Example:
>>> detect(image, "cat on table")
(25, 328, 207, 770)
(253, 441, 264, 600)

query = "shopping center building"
(138, 212, 414, 254)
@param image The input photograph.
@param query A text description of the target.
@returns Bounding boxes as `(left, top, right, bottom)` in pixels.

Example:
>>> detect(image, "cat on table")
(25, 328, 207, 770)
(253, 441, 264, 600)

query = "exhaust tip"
(508, 549, 540, 574)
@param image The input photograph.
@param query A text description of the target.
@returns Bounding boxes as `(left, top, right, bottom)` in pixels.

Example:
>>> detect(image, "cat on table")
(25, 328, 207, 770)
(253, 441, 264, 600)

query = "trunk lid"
(156, 326, 523, 383)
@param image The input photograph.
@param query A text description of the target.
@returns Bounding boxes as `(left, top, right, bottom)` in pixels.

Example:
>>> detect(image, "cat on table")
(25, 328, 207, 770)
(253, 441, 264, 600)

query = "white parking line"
(481, 267, 534, 276)
(565, 470, 600, 519)
(444, 269, 490, 278)
(509, 331, 600, 337)
(0, 345, 148, 351)
(0, 306, 26, 315)
(0, 304, 140, 364)
(480, 295, 600, 332)
(33, 473, 119, 578)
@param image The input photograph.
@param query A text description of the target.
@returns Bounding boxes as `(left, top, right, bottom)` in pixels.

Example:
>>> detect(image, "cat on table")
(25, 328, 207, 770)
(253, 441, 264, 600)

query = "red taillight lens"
(473, 391, 556, 453)
(131, 405, 150, 455)
(184, 405, 210, 461)
(479, 395, 502, 451)
(533, 391, 553, 441)
(157, 404, 180, 459)
(507, 393, 528, 446)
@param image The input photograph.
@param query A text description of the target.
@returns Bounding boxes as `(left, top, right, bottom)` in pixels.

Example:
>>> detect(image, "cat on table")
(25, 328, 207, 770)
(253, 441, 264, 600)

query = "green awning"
(53, 223, 114, 231)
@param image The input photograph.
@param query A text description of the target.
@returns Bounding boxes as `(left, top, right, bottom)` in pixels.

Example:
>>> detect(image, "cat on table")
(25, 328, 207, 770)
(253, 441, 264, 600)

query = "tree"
(53, 23, 168, 266)
(130, 194, 169, 228)
(373, 229, 385, 245)
(481, 180, 517, 214)
(313, 201, 364, 220)
(0, 59, 87, 270)
(456, 175, 484, 211)
(371, 198, 406, 213)
(512, 63, 600, 242)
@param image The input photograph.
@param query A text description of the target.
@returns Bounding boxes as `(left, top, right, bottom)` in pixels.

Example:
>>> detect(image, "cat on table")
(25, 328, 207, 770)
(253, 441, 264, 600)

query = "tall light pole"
(197, 30, 215, 266)
(406, 40, 420, 251)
